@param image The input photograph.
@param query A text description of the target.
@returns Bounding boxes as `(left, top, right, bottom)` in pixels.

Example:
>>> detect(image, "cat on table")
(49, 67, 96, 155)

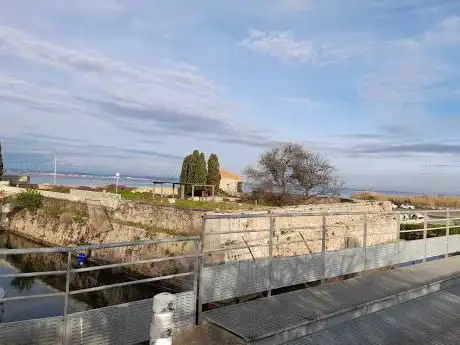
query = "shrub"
(15, 189, 43, 210)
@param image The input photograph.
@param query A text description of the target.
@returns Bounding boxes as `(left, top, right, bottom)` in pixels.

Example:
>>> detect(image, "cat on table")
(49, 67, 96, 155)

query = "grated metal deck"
(204, 255, 460, 344)
(287, 284, 460, 345)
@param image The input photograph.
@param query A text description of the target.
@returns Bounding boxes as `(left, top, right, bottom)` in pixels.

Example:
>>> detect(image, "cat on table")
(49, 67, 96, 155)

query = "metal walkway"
(204, 255, 460, 345)
(287, 284, 460, 345)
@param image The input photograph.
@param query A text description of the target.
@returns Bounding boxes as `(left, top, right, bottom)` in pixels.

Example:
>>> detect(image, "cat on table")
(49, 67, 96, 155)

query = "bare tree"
(246, 143, 342, 203)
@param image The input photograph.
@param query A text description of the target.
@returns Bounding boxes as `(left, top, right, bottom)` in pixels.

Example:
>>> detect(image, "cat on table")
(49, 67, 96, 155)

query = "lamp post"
(115, 172, 120, 194)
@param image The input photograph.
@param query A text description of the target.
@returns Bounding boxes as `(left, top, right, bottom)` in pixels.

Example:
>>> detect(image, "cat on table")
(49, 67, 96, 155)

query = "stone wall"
(204, 201, 397, 263)
(111, 202, 204, 236)
(0, 186, 120, 208)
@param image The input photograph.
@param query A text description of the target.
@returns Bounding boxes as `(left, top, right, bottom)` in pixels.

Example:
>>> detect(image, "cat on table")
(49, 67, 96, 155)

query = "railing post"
(321, 215, 327, 284)
(62, 250, 72, 345)
(423, 211, 428, 263)
(396, 213, 401, 266)
(196, 216, 206, 324)
(363, 214, 368, 271)
(193, 239, 200, 323)
(268, 212, 274, 297)
(446, 209, 450, 258)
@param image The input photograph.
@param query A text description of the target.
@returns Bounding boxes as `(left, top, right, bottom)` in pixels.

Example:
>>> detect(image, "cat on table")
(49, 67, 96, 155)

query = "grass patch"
(353, 192, 460, 209)
(14, 190, 43, 211)
(119, 190, 260, 211)
(400, 223, 460, 240)
(111, 219, 196, 236)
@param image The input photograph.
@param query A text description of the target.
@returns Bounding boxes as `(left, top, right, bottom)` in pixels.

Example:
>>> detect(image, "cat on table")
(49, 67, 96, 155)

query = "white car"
(400, 204, 415, 210)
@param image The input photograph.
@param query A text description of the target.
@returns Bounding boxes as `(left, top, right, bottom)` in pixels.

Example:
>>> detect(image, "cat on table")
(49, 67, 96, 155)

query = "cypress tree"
(207, 153, 221, 191)
(0, 141, 3, 180)
(195, 153, 207, 196)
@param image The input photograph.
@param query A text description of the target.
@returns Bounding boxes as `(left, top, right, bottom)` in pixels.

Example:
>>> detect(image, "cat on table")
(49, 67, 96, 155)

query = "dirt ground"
(173, 322, 244, 345)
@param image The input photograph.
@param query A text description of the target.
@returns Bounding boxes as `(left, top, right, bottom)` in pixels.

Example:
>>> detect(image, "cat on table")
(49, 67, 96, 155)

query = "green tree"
(207, 153, 221, 191)
(195, 153, 207, 195)
(0, 141, 3, 180)
(179, 150, 204, 195)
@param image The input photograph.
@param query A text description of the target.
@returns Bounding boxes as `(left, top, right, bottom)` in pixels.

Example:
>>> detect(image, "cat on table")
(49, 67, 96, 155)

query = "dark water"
(0, 231, 165, 323)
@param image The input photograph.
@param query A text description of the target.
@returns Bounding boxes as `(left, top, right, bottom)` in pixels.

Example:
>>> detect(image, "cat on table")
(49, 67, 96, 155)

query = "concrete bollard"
(151, 292, 176, 345)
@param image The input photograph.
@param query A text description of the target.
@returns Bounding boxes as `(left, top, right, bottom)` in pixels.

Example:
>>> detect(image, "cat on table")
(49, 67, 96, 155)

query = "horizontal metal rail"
(0, 270, 67, 279)
(204, 229, 270, 236)
(72, 254, 196, 273)
(204, 209, 458, 220)
(205, 243, 272, 254)
(69, 272, 194, 295)
(0, 236, 199, 255)
(426, 227, 448, 231)
(400, 229, 425, 233)
(0, 292, 66, 303)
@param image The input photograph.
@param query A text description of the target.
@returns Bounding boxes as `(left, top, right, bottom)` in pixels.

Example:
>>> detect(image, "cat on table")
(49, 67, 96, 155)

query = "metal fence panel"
(174, 291, 196, 330)
(325, 248, 365, 278)
(365, 242, 399, 270)
(427, 236, 448, 257)
(68, 299, 151, 345)
(271, 253, 324, 289)
(201, 260, 270, 303)
(448, 234, 460, 253)
(399, 239, 426, 263)
(0, 316, 62, 345)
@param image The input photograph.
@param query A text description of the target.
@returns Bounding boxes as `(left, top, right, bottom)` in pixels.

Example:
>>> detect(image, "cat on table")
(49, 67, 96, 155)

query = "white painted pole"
(115, 172, 120, 194)
(151, 292, 176, 345)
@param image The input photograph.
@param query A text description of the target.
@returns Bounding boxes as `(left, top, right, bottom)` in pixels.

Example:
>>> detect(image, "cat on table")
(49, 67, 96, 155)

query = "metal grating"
(396, 239, 425, 263)
(0, 292, 195, 345)
(447, 234, 460, 253)
(324, 248, 365, 278)
(68, 298, 152, 345)
(286, 285, 460, 345)
(427, 236, 448, 257)
(0, 316, 62, 345)
(174, 291, 196, 330)
(271, 253, 324, 289)
(201, 260, 270, 303)
(365, 243, 398, 270)
(205, 255, 460, 344)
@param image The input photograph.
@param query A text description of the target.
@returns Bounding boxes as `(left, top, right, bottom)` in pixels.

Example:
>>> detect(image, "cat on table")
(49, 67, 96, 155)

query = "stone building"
(219, 169, 243, 196)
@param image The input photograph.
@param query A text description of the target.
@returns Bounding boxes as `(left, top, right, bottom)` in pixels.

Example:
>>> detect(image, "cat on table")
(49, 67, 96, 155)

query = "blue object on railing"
(76, 253, 88, 266)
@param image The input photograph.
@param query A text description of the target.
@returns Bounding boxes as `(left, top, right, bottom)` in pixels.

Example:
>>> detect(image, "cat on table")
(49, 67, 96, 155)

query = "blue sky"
(2, 0, 460, 193)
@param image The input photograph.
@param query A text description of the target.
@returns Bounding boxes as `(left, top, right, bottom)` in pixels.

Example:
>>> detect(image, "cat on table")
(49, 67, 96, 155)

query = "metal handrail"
(204, 209, 459, 220)
(0, 236, 199, 255)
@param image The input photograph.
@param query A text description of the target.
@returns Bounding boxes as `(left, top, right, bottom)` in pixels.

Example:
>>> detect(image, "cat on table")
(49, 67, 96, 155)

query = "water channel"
(0, 230, 170, 324)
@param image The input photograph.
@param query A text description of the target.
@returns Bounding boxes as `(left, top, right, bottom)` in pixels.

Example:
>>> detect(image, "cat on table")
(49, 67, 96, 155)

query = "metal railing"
(1, 208, 460, 343)
(0, 236, 199, 345)
(197, 209, 460, 322)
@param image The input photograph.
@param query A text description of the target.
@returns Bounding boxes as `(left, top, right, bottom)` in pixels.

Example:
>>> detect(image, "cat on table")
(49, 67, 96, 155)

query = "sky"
(1, 0, 460, 193)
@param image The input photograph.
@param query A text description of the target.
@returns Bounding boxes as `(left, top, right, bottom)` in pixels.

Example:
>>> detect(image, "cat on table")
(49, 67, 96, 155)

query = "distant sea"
(30, 175, 174, 188)
(25, 174, 427, 198)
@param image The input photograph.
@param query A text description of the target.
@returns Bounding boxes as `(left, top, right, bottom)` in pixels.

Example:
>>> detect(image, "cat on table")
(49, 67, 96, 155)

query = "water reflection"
(0, 231, 172, 322)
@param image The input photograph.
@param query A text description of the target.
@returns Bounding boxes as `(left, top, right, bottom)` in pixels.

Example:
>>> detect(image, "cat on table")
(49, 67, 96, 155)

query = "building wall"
(219, 178, 240, 196)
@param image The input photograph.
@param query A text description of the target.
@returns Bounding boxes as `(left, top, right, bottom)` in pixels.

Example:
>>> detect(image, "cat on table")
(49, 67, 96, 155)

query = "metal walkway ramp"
(204, 256, 460, 345)
(287, 284, 460, 345)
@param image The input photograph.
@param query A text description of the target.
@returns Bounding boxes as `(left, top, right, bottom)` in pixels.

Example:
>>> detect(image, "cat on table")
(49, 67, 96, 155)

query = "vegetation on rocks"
(14, 190, 43, 210)
(353, 192, 460, 209)
(0, 140, 3, 180)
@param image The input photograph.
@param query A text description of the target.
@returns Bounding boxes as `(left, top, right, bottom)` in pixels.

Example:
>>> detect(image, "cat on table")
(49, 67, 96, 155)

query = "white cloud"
(282, 97, 314, 104)
(241, 28, 373, 65)
(275, 0, 311, 12)
(242, 29, 316, 63)
(0, 26, 230, 122)
(425, 15, 460, 45)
